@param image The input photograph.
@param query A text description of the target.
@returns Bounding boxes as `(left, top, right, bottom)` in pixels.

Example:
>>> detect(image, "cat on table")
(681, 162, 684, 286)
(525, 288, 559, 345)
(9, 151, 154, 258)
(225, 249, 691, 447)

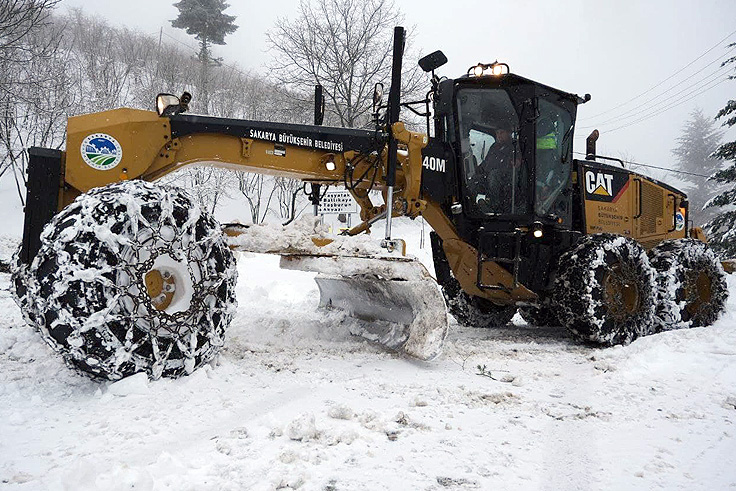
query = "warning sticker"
(318, 191, 358, 214)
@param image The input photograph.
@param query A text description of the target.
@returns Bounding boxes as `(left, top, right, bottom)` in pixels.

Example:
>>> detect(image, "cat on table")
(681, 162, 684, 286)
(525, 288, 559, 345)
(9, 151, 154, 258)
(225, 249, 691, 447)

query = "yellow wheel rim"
(603, 263, 640, 321)
(144, 268, 176, 311)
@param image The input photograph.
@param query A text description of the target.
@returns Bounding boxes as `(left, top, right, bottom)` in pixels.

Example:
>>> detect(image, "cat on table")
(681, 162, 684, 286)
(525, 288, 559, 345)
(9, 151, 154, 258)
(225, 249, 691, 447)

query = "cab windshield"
(535, 98, 574, 216)
(456, 88, 529, 215)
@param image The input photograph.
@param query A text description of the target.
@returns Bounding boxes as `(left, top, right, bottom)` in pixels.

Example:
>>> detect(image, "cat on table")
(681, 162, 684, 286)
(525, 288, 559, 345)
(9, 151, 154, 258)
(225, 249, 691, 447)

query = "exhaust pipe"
(586, 130, 599, 161)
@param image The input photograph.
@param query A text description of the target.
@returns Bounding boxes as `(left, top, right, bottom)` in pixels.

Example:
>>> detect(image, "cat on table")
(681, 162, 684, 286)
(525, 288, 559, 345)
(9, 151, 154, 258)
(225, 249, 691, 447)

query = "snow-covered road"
(1, 233, 735, 490)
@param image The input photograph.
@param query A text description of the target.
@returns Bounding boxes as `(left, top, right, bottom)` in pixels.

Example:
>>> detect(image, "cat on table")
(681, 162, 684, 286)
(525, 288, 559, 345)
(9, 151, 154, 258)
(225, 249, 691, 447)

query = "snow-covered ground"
(1, 219, 735, 490)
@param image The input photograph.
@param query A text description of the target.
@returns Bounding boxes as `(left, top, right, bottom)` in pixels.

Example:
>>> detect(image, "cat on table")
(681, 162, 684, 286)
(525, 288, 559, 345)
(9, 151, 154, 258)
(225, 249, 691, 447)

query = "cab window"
(457, 88, 528, 215)
(535, 98, 574, 216)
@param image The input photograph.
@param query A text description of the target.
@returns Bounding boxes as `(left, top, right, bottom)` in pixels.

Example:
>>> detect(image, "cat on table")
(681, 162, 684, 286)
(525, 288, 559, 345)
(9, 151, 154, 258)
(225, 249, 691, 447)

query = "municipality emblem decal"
(81, 133, 122, 170)
(675, 211, 685, 231)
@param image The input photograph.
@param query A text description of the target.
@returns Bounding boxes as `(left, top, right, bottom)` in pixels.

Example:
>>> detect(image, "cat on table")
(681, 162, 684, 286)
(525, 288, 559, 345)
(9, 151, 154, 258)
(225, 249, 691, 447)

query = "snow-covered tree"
(171, 0, 238, 114)
(671, 108, 723, 225)
(0, 0, 59, 67)
(704, 43, 736, 258)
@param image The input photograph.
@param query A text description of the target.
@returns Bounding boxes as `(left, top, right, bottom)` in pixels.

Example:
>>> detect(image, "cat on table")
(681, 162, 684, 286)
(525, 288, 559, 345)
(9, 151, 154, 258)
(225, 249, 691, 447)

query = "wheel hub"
(145, 268, 176, 311)
(684, 271, 713, 317)
(139, 253, 196, 315)
(603, 263, 640, 321)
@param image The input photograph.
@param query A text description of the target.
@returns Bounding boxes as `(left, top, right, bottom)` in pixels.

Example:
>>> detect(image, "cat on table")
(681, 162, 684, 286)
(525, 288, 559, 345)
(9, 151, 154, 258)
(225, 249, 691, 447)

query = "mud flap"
(21, 147, 62, 265)
(281, 255, 449, 360)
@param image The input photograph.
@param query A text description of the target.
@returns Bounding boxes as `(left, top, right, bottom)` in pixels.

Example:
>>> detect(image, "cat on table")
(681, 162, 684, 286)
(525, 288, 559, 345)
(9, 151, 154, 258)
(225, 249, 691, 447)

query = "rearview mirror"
(418, 50, 448, 73)
(156, 93, 180, 116)
(155, 92, 191, 116)
(372, 82, 384, 112)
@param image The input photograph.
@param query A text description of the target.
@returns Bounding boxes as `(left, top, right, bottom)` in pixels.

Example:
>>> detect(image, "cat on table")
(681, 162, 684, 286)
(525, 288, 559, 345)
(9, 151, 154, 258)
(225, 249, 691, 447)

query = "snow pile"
(0, 236, 18, 265)
(1, 227, 735, 489)
(225, 215, 402, 258)
(107, 372, 150, 396)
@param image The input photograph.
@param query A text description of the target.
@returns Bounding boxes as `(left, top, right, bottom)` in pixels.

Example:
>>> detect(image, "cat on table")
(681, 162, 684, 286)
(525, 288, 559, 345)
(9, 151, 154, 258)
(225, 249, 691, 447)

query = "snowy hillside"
(1, 220, 735, 490)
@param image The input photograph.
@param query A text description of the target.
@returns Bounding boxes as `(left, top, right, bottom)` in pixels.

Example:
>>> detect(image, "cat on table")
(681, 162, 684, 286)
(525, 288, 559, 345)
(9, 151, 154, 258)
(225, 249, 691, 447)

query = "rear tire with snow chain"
(10, 246, 37, 327)
(429, 232, 516, 328)
(648, 239, 728, 330)
(552, 234, 656, 345)
(25, 180, 238, 380)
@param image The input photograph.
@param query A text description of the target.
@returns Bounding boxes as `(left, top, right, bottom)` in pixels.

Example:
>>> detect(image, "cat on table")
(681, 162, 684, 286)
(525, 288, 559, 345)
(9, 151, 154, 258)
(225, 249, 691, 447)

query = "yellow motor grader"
(11, 27, 728, 380)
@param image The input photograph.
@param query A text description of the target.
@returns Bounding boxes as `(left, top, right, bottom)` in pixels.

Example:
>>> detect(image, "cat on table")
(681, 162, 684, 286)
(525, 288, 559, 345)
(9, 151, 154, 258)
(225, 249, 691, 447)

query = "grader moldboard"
(11, 27, 728, 380)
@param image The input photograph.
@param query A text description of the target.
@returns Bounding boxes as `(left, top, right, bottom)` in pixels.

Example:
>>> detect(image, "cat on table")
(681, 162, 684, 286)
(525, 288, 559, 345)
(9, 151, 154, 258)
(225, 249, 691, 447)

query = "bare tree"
(0, 0, 59, 66)
(0, 7, 71, 201)
(0, 5, 316, 224)
(274, 177, 305, 220)
(234, 172, 279, 224)
(266, 0, 424, 128)
(160, 166, 234, 215)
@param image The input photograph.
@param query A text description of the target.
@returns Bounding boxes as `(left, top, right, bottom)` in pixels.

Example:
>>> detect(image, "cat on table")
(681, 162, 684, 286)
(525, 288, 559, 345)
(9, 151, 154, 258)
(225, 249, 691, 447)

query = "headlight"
(532, 221, 543, 238)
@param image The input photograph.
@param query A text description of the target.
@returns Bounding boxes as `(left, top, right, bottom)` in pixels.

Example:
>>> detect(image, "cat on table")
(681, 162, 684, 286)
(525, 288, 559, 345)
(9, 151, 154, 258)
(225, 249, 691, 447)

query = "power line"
(160, 30, 255, 80)
(599, 77, 729, 134)
(579, 49, 735, 129)
(575, 75, 729, 138)
(583, 28, 736, 120)
(160, 30, 200, 55)
(573, 151, 712, 178)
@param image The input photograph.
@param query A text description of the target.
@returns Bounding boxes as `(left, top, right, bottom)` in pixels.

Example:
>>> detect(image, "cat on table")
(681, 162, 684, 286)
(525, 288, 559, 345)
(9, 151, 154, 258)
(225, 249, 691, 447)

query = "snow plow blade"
(280, 255, 449, 360)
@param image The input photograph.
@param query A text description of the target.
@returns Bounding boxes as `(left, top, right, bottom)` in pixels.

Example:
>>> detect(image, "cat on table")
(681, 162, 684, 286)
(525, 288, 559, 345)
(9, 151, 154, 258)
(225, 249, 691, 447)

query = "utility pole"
(154, 27, 163, 79)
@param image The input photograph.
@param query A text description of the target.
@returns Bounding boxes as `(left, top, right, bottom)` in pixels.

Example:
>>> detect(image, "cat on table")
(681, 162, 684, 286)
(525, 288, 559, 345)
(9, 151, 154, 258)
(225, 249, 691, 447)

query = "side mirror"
(155, 92, 191, 116)
(314, 84, 325, 126)
(372, 82, 384, 112)
(418, 50, 448, 73)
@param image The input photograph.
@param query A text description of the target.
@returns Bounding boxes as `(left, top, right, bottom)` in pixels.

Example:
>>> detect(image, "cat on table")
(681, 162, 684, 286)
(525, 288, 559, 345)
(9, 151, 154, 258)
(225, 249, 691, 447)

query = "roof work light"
(467, 62, 510, 77)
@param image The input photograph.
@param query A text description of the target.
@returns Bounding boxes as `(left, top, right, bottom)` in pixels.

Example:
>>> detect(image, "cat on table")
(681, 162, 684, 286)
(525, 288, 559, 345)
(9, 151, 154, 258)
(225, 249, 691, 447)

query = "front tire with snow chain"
(24, 180, 238, 380)
(429, 232, 516, 328)
(648, 239, 728, 330)
(446, 288, 517, 328)
(552, 234, 656, 345)
(518, 302, 560, 327)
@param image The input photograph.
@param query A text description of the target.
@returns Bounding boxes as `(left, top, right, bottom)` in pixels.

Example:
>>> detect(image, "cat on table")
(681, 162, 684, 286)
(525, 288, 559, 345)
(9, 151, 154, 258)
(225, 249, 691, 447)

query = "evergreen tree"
(671, 108, 723, 225)
(171, 0, 238, 113)
(704, 43, 736, 258)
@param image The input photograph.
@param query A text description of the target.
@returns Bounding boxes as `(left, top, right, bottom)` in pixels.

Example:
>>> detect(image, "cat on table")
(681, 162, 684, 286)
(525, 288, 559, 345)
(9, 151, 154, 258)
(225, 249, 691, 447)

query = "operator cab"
(450, 69, 579, 226)
(421, 59, 588, 292)
(456, 83, 574, 222)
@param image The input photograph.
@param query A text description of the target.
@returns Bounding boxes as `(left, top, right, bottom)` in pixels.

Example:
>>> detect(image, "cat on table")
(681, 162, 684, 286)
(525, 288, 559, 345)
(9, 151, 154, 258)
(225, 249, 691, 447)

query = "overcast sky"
(61, 0, 736, 186)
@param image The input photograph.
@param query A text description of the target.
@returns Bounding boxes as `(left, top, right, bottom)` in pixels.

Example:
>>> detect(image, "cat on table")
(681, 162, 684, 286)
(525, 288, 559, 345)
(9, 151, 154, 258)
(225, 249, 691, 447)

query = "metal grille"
(640, 181, 664, 235)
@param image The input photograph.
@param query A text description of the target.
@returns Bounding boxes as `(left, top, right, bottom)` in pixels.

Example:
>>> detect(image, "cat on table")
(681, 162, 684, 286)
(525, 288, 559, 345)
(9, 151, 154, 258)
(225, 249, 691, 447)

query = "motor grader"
(11, 27, 728, 380)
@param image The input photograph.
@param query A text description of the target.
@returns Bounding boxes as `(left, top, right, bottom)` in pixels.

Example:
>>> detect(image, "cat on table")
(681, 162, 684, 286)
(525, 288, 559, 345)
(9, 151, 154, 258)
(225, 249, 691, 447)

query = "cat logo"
(422, 155, 446, 172)
(585, 171, 614, 197)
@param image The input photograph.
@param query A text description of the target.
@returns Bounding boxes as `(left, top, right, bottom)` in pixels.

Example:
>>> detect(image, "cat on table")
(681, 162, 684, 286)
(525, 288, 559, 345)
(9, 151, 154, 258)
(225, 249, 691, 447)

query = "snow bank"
(1, 226, 735, 489)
